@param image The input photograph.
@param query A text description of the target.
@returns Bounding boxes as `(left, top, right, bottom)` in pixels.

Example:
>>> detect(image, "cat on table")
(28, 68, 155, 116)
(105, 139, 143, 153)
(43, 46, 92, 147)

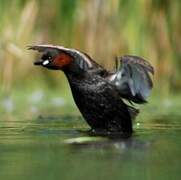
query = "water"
(0, 106, 181, 180)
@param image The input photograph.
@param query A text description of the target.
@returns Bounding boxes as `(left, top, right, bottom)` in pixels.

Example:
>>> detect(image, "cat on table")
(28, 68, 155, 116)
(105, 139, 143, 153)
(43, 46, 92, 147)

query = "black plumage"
(29, 45, 154, 134)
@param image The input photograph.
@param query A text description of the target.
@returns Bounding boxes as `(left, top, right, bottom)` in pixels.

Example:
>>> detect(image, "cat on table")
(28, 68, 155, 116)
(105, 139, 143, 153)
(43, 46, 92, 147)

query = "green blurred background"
(0, 0, 181, 115)
(1, 1, 181, 180)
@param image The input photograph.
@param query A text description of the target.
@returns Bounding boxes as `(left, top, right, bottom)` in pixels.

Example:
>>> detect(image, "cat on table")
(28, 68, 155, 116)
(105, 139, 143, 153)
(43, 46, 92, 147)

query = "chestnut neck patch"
(53, 53, 73, 68)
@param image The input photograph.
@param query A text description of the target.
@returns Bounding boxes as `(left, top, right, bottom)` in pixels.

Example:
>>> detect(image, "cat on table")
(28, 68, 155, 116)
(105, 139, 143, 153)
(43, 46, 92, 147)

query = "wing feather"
(108, 55, 154, 104)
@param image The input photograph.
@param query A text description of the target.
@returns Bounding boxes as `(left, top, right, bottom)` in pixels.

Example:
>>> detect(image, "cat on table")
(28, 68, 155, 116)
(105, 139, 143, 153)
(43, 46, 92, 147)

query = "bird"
(29, 44, 154, 134)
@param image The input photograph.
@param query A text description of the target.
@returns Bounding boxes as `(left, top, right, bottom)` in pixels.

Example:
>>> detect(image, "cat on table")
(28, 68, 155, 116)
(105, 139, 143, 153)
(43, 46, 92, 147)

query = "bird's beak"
(34, 59, 43, 65)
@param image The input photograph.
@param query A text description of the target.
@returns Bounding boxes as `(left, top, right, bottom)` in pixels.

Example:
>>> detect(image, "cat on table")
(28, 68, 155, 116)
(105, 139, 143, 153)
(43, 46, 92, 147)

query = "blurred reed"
(0, 0, 180, 97)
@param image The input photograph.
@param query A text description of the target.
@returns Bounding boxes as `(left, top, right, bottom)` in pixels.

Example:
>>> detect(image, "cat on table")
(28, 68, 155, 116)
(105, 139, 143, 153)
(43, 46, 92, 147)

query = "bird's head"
(30, 47, 72, 70)
(28, 44, 93, 71)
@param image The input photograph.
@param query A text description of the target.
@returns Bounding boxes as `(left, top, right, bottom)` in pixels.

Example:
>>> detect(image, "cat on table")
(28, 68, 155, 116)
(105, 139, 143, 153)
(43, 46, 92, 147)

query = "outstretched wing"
(107, 55, 154, 104)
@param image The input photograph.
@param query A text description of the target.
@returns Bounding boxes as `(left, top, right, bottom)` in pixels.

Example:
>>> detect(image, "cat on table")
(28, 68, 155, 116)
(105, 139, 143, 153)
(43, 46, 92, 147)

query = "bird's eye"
(48, 56, 52, 60)
(42, 53, 52, 60)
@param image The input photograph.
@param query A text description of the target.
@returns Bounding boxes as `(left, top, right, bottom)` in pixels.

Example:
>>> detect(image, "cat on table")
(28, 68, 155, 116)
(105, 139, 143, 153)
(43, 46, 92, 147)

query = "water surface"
(0, 100, 181, 180)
